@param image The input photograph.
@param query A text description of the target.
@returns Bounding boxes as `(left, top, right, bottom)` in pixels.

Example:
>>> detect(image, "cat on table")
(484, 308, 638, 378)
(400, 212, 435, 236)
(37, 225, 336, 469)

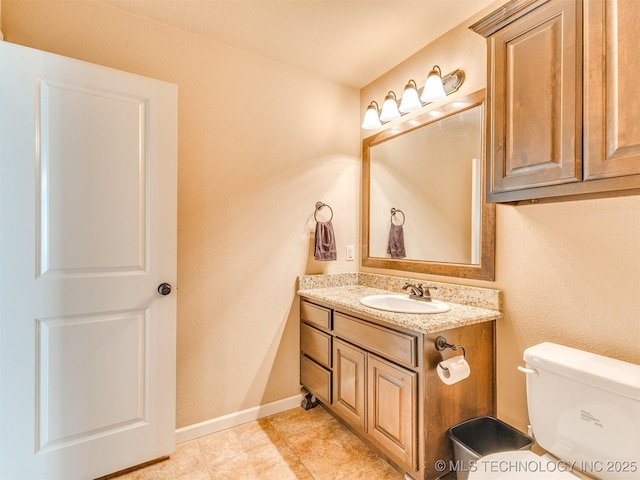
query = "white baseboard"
(174, 394, 303, 444)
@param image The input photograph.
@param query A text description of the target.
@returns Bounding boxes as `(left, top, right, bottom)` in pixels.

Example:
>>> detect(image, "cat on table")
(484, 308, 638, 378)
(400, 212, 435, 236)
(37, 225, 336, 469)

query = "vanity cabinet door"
(367, 354, 417, 471)
(583, 0, 640, 180)
(485, 0, 581, 198)
(333, 339, 366, 430)
(473, 0, 640, 203)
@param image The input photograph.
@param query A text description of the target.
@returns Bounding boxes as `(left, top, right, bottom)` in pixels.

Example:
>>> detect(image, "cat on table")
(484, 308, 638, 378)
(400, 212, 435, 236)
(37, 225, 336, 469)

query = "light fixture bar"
(361, 68, 465, 129)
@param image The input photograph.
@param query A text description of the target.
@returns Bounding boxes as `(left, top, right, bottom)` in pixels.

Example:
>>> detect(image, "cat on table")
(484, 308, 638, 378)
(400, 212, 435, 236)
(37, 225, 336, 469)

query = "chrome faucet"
(402, 282, 437, 302)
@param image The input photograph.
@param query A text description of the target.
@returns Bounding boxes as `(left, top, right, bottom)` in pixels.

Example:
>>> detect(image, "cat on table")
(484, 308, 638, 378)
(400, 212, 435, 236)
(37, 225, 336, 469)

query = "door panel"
(0, 41, 177, 479)
(38, 78, 147, 276)
(37, 310, 147, 453)
(584, 0, 640, 179)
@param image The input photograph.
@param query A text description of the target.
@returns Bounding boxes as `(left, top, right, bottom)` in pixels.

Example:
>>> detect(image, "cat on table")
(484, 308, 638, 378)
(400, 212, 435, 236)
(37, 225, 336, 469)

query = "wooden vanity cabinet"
(332, 311, 419, 469)
(471, 0, 640, 204)
(300, 299, 495, 480)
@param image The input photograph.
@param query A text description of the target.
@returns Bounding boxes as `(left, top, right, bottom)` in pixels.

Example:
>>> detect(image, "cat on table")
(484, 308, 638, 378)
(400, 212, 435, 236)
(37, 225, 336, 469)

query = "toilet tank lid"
(524, 342, 640, 400)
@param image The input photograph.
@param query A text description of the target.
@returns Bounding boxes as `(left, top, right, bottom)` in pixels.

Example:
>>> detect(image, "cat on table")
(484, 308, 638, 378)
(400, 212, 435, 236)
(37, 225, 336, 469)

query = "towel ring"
(390, 208, 405, 226)
(314, 202, 334, 222)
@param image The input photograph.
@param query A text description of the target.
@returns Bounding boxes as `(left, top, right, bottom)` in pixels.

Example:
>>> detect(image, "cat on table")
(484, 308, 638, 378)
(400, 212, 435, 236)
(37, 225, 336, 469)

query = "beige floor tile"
(108, 441, 206, 480)
(347, 458, 405, 479)
(111, 457, 174, 480)
(285, 420, 383, 480)
(170, 440, 208, 477)
(197, 418, 279, 468)
(206, 438, 314, 480)
(109, 406, 409, 480)
(174, 467, 211, 480)
(266, 404, 337, 439)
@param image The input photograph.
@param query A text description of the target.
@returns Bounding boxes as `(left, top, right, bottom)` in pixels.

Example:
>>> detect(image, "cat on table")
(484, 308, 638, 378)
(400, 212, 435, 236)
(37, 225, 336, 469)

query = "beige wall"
(1, 0, 360, 428)
(361, 5, 640, 432)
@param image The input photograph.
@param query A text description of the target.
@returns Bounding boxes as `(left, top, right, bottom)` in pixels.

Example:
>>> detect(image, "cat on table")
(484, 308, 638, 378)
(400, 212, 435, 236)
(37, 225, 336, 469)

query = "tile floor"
(111, 405, 405, 480)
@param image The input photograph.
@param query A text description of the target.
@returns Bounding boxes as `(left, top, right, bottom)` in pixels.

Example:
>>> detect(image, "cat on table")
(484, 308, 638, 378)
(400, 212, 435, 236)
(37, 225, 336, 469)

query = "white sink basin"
(359, 294, 450, 314)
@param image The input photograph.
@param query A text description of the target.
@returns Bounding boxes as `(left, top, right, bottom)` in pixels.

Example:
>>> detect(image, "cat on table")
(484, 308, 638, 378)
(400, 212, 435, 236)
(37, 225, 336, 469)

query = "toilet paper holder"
(435, 336, 466, 370)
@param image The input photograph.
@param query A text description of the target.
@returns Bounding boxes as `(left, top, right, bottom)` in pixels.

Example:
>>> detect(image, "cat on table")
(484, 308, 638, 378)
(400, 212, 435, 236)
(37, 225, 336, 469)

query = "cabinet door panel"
(367, 354, 417, 470)
(333, 339, 366, 430)
(584, 0, 640, 179)
(489, 0, 581, 194)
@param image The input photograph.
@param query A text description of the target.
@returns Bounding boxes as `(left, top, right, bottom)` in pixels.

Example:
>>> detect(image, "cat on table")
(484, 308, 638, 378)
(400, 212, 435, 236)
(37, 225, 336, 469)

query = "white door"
(0, 41, 177, 479)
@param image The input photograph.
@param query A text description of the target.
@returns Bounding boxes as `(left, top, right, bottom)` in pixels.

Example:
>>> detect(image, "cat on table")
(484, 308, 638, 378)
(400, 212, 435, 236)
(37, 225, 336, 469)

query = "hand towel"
(314, 220, 337, 261)
(387, 223, 406, 258)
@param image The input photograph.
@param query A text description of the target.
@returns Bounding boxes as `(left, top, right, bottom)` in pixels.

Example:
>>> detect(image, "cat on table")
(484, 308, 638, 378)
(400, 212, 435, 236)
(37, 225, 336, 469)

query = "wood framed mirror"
(361, 90, 495, 280)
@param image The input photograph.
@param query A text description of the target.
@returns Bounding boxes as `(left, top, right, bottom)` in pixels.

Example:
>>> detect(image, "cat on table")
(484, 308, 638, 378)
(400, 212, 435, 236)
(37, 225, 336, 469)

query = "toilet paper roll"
(436, 355, 471, 385)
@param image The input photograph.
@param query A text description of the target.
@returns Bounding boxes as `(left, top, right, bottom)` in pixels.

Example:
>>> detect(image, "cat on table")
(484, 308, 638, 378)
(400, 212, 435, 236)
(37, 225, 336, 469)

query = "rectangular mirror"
(362, 90, 495, 280)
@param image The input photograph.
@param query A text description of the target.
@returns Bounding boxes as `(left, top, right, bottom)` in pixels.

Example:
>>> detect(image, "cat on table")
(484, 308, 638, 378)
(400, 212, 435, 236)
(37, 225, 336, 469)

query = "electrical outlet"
(346, 245, 355, 261)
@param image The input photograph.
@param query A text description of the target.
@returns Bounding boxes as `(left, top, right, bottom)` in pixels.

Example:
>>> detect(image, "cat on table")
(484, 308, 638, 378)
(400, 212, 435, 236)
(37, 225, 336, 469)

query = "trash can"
(448, 416, 534, 480)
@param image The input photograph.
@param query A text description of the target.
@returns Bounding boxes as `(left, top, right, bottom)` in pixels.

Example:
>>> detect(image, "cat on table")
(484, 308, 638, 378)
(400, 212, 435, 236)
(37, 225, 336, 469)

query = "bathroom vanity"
(298, 274, 502, 480)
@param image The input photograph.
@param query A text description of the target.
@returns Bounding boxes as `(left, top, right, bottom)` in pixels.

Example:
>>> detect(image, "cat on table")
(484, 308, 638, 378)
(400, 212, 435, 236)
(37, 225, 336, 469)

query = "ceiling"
(100, 0, 498, 89)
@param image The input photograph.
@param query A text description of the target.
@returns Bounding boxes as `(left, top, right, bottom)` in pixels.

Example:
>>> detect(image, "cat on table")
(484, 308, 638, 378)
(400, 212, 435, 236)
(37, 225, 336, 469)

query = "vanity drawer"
(301, 323, 332, 368)
(300, 355, 332, 404)
(334, 313, 418, 368)
(301, 300, 332, 332)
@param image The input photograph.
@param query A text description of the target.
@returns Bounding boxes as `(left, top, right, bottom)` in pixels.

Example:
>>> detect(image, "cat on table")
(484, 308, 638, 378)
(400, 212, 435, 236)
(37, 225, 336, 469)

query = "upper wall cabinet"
(471, 0, 640, 204)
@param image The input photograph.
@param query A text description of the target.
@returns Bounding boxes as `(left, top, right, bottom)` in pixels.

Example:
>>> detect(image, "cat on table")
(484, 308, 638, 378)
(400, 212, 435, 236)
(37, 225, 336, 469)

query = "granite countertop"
(297, 284, 502, 335)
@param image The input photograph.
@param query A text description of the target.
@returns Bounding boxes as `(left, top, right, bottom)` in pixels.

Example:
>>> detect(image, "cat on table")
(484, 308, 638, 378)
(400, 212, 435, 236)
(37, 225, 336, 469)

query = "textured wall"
(360, 4, 640, 432)
(2, 0, 360, 428)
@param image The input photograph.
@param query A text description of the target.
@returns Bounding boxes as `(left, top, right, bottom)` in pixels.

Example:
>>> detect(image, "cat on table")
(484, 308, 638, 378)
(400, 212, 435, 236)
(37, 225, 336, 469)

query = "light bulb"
(379, 91, 401, 122)
(421, 65, 446, 103)
(399, 80, 422, 113)
(361, 101, 381, 129)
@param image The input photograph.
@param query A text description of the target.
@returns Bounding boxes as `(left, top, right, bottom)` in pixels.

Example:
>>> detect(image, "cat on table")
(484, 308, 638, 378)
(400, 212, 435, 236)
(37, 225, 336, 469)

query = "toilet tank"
(523, 342, 640, 480)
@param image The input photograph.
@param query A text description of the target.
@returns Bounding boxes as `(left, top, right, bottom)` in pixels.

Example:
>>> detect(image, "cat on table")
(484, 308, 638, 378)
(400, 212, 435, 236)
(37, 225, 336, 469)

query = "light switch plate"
(346, 245, 355, 261)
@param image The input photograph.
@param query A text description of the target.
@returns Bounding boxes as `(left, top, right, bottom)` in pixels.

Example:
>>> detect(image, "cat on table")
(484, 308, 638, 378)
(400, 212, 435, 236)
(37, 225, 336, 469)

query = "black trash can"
(448, 416, 534, 480)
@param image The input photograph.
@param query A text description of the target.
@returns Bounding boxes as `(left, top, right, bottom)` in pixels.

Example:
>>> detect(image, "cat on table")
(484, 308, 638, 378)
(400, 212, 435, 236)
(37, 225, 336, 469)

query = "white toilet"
(468, 342, 640, 479)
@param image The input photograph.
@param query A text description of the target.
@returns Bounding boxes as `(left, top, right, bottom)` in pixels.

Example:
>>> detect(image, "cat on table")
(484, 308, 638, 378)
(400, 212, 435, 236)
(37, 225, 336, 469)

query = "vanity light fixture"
(379, 91, 401, 122)
(361, 101, 382, 129)
(361, 66, 465, 129)
(399, 80, 422, 113)
(421, 65, 447, 103)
